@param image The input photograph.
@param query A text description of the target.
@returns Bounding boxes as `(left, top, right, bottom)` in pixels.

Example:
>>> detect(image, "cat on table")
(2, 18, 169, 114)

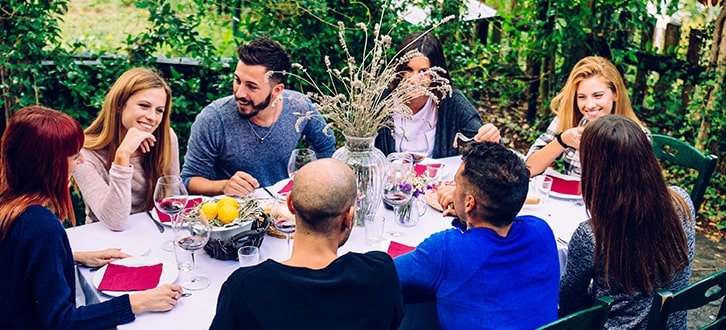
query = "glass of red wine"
(271, 195, 296, 258)
(174, 207, 211, 290)
(153, 175, 188, 252)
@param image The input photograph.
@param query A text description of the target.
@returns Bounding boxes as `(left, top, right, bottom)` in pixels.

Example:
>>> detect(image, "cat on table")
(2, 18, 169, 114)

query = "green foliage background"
(1, 0, 723, 228)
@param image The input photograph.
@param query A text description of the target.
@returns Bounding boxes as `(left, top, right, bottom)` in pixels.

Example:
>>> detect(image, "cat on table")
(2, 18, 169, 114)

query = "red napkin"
(277, 180, 293, 195)
(414, 163, 442, 177)
(547, 175, 581, 195)
(98, 263, 163, 291)
(154, 197, 202, 223)
(387, 241, 415, 258)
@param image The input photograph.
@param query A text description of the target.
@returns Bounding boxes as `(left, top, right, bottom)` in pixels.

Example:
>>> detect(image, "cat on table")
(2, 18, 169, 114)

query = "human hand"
(117, 127, 156, 158)
(434, 181, 456, 216)
(561, 126, 585, 150)
(224, 171, 259, 197)
(73, 248, 130, 268)
(473, 123, 501, 143)
(129, 284, 184, 313)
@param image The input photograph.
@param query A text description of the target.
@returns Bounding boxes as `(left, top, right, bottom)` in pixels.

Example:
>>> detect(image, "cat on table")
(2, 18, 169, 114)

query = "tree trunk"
(696, 4, 726, 162)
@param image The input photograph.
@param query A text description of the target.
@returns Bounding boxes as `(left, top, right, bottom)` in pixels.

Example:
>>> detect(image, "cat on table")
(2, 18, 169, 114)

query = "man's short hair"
(290, 159, 357, 233)
(460, 142, 529, 227)
(237, 37, 291, 85)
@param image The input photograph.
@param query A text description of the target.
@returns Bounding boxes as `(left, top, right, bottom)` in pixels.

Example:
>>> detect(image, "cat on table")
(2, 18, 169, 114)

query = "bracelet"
(555, 133, 572, 149)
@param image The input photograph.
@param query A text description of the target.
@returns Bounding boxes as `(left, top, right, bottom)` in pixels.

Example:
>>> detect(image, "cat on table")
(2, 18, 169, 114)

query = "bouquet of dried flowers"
(273, 5, 454, 137)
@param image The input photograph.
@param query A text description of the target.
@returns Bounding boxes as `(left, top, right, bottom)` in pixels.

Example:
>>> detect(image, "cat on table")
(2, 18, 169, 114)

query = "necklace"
(246, 100, 281, 143)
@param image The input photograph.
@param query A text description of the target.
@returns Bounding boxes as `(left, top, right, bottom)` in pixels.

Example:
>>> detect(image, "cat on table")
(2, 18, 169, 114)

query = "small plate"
(93, 256, 178, 297)
(424, 190, 444, 212)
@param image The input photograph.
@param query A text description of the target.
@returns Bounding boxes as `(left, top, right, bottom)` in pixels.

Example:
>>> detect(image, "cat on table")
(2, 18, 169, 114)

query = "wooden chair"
(536, 296, 614, 330)
(648, 268, 726, 329)
(651, 134, 717, 210)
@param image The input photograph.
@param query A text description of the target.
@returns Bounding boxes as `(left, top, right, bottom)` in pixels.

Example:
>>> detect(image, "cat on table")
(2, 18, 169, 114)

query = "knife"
(146, 210, 165, 233)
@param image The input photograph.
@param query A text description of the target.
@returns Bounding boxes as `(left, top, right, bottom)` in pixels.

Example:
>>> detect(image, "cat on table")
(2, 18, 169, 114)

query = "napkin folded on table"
(277, 180, 293, 195)
(154, 197, 203, 223)
(98, 263, 163, 291)
(546, 175, 581, 195)
(387, 241, 415, 258)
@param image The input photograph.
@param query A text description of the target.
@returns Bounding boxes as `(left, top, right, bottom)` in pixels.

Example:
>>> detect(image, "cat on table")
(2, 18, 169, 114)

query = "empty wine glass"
(174, 207, 211, 291)
(153, 175, 188, 252)
(287, 148, 316, 179)
(383, 153, 414, 238)
(271, 195, 296, 258)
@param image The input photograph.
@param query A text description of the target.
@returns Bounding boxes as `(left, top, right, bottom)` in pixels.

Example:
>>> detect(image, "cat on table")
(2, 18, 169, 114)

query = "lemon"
(217, 196, 240, 209)
(217, 204, 238, 224)
(200, 202, 218, 221)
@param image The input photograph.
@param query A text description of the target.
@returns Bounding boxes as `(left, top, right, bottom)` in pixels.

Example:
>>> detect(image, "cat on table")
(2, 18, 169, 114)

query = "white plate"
(93, 256, 178, 297)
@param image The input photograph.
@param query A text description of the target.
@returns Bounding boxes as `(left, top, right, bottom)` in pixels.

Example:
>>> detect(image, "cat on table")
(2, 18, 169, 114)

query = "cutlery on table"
(146, 210, 165, 233)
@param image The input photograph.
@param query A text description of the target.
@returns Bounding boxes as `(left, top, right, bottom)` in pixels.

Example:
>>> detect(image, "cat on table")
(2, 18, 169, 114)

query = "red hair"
(0, 106, 84, 241)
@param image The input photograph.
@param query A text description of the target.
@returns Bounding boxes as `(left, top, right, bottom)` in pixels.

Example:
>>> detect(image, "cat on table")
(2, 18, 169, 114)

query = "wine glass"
(174, 207, 211, 290)
(382, 153, 414, 238)
(287, 148, 316, 179)
(153, 175, 188, 252)
(271, 195, 296, 258)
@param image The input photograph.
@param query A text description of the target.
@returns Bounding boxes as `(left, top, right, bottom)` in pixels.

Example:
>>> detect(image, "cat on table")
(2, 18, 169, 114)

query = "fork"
(454, 132, 475, 148)
(146, 210, 165, 233)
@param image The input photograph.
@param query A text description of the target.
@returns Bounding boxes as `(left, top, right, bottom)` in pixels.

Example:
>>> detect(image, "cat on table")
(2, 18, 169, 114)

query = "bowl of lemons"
(193, 196, 265, 241)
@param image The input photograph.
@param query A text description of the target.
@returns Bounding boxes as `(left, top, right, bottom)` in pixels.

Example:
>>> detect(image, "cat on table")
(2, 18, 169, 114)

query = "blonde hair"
(84, 67, 174, 209)
(550, 56, 643, 133)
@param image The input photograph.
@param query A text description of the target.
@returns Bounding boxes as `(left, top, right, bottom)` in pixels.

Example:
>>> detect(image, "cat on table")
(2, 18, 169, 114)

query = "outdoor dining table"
(66, 155, 588, 329)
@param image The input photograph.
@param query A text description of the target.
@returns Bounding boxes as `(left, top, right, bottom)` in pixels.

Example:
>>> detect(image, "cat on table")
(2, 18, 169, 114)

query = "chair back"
(647, 268, 726, 329)
(536, 296, 614, 330)
(651, 134, 718, 210)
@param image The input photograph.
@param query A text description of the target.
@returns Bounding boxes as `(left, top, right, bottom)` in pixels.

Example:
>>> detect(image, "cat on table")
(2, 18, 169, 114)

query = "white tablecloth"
(66, 156, 588, 329)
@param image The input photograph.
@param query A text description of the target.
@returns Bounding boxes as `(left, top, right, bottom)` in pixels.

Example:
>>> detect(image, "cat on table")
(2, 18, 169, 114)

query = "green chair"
(647, 268, 726, 329)
(651, 134, 718, 210)
(536, 296, 614, 330)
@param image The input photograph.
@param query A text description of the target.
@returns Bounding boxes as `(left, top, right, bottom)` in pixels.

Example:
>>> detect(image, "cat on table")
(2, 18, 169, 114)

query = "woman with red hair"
(0, 106, 183, 329)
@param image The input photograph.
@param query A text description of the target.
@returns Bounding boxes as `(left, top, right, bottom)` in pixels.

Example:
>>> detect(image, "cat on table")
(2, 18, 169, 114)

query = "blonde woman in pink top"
(73, 68, 179, 231)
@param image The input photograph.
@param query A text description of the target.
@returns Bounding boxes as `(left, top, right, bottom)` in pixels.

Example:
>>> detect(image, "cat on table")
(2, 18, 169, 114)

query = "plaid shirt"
(527, 117, 581, 176)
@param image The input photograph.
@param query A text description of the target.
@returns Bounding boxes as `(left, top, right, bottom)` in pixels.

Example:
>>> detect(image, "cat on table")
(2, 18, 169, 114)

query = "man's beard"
(237, 92, 272, 118)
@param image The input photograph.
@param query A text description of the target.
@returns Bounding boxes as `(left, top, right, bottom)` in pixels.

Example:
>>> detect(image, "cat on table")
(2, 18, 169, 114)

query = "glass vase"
(332, 133, 387, 227)
(394, 197, 427, 227)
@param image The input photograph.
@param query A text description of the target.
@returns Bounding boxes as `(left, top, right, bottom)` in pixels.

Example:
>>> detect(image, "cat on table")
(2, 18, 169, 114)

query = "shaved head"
(290, 158, 357, 234)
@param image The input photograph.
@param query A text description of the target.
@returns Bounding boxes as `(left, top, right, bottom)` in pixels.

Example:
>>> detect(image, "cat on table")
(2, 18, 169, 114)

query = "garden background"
(4, 0, 723, 230)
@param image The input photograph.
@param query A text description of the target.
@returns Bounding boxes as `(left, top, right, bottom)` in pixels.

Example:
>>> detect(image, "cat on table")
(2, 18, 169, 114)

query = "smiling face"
(120, 87, 167, 134)
(576, 76, 616, 122)
(233, 61, 283, 118)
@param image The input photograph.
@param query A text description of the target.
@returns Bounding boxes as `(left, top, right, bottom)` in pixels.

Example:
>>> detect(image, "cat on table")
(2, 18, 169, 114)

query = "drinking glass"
(540, 176, 554, 205)
(174, 207, 211, 290)
(287, 148, 316, 179)
(399, 134, 429, 163)
(237, 246, 261, 267)
(153, 175, 188, 252)
(271, 195, 296, 258)
(382, 153, 414, 238)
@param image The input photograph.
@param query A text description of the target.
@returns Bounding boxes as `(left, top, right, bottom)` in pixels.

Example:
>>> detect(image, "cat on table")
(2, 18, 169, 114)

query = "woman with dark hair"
(375, 31, 500, 158)
(0, 106, 183, 329)
(73, 67, 179, 230)
(559, 115, 694, 329)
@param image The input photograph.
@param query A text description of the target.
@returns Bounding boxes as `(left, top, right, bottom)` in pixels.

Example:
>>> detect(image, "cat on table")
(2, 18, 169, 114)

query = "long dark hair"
(389, 31, 451, 103)
(0, 106, 84, 241)
(580, 115, 691, 294)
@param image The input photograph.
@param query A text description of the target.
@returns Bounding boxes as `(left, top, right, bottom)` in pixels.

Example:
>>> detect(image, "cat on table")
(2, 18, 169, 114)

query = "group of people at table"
(0, 31, 695, 330)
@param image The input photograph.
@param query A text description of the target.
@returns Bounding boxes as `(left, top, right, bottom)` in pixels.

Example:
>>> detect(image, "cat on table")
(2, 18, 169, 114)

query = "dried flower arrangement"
(269, 6, 454, 137)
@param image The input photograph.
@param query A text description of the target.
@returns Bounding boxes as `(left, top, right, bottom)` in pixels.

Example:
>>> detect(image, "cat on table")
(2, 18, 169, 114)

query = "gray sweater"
(181, 90, 335, 188)
(559, 186, 695, 329)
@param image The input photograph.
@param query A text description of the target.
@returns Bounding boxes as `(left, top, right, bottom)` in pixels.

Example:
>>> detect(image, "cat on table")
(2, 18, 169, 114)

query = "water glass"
(237, 246, 261, 267)
(540, 176, 554, 204)
(364, 216, 385, 247)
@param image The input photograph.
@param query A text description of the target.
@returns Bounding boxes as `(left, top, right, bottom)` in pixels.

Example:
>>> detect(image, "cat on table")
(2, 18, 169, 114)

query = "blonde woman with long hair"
(73, 67, 179, 230)
(525, 56, 645, 176)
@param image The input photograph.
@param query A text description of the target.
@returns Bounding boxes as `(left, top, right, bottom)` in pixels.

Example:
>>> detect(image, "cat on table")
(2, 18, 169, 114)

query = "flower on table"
(400, 168, 434, 198)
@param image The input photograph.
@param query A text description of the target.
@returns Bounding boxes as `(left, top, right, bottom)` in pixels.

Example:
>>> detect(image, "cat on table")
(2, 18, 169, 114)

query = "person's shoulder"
(282, 89, 313, 109)
(198, 96, 236, 119)
(16, 205, 62, 234)
(344, 251, 396, 270)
